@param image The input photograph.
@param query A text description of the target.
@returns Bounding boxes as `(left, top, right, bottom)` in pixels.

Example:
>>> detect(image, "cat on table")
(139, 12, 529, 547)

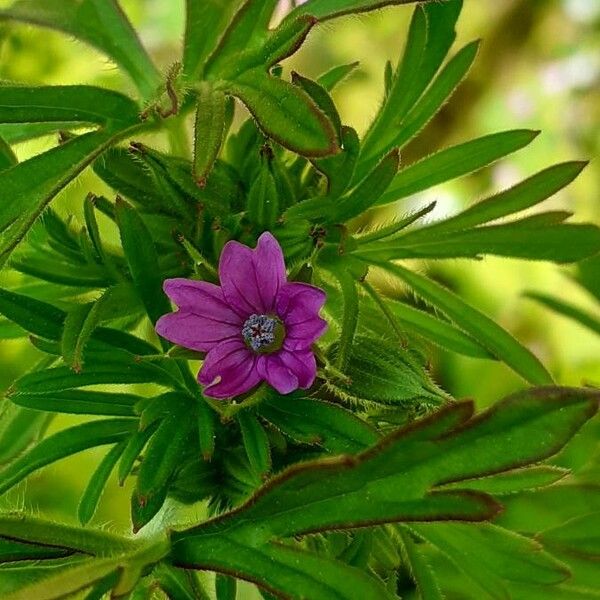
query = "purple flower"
(155, 232, 327, 399)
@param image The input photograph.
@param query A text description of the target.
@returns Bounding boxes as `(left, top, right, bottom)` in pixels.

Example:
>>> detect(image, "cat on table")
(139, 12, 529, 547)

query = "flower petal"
(276, 282, 326, 323)
(284, 317, 328, 351)
(257, 354, 299, 395)
(219, 233, 287, 315)
(199, 339, 260, 399)
(155, 311, 239, 352)
(277, 282, 327, 350)
(162, 279, 241, 325)
(219, 240, 263, 315)
(254, 232, 287, 312)
(279, 349, 317, 389)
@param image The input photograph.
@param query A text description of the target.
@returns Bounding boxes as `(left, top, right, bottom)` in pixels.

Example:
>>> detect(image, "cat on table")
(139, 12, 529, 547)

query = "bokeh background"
(0, 0, 598, 560)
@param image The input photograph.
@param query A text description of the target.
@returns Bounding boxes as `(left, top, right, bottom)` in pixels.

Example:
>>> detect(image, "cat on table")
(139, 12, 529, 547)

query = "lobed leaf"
(441, 465, 569, 496)
(537, 512, 600, 560)
(174, 387, 597, 544)
(409, 522, 569, 599)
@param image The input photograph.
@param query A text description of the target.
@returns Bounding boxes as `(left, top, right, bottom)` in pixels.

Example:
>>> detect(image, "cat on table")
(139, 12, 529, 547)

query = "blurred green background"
(0, 0, 598, 545)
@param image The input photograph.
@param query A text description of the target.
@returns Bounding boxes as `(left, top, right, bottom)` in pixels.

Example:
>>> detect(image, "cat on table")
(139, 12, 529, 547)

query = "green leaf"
(215, 574, 237, 600)
(383, 40, 479, 152)
(0, 288, 159, 356)
(132, 406, 195, 531)
(174, 538, 392, 600)
(8, 355, 179, 394)
(78, 441, 127, 525)
(0, 513, 134, 555)
(360, 0, 462, 171)
(196, 399, 216, 461)
(115, 198, 172, 327)
(237, 412, 271, 478)
(205, 1, 279, 76)
(310, 125, 360, 199)
(0, 288, 64, 340)
(193, 83, 227, 185)
(317, 61, 360, 91)
(246, 155, 280, 229)
(285, 0, 431, 22)
(154, 563, 210, 600)
(183, 0, 245, 79)
(0, 136, 17, 170)
(92, 148, 165, 212)
(329, 149, 399, 222)
(0, 401, 52, 465)
(525, 292, 600, 336)
(377, 129, 540, 206)
(0, 419, 136, 496)
(0, 122, 83, 144)
(370, 293, 493, 359)
(409, 522, 569, 598)
(61, 303, 94, 372)
(292, 71, 342, 141)
(374, 262, 553, 385)
(329, 335, 447, 407)
(224, 69, 339, 157)
(0, 0, 161, 99)
(396, 528, 444, 600)
(409, 161, 588, 238)
(0, 85, 139, 126)
(0, 125, 141, 268)
(10, 390, 139, 417)
(118, 424, 157, 486)
(0, 538, 72, 562)
(363, 222, 600, 263)
(174, 387, 597, 543)
(258, 392, 378, 454)
(537, 512, 600, 559)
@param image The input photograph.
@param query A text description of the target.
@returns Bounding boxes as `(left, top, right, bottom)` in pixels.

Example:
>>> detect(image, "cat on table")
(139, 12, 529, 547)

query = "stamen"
(242, 314, 285, 353)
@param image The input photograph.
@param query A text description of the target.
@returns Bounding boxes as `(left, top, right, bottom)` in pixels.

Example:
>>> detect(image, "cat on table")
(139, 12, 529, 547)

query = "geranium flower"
(156, 232, 327, 398)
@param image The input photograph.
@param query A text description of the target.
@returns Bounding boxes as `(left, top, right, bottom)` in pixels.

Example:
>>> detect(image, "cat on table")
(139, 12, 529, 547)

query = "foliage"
(0, 0, 598, 598)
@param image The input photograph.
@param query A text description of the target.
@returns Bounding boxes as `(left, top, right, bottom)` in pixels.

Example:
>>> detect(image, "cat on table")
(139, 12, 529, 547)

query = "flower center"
(242, 314, 286, 354)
